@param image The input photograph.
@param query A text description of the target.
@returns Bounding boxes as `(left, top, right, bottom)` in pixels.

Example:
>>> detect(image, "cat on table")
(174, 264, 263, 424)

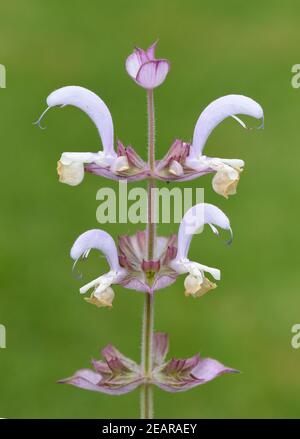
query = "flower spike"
(71, 229, 127, 307)
(170, 203, 232, 298)
(44, 46, 251, 410)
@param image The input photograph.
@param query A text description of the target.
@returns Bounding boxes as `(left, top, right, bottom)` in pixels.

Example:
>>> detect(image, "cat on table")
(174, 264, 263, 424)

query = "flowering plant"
(36, 42, 263, 418)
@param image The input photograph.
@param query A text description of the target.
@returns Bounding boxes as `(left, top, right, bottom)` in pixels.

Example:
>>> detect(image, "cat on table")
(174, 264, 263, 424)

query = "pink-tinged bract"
(59, 333, 238, 395)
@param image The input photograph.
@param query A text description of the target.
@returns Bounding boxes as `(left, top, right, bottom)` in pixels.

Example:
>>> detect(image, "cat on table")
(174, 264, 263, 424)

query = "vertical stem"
(147, 180, 156, 260)
(141, 293, 154, 419)
(147, 89, 156, 261)
(147, 89, 155, 172)
(140, 89, 156, 419)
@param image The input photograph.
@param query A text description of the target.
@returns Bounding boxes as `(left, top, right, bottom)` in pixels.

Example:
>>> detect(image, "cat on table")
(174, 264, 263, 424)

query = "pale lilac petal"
(82, 141, 147, 182)
(146, 41, 158, 59)
(190, 94, 264, 158)
(96, 379, 143, 395)
(153, 355, 202, 393)
(174, 203, 231, 261)
(157, 139, 190, 172)
(119, 277, 150, 293)
(73, 369, 101, 384)
(118, 233, 145, 270)
(164, 354, 200, 375)
(153, 333, 169, 366)
(70, 229, 121, 272)
(91, 359, 111, 375)
(59, 369, 143, 395)
(97, 379, 142, 395)
(60, 345, 143, 395)
(85, 163, 148, 182)
(134, 47, 149, 64)
(154, 378, 202, 393)
(125, 52, 142, 79)
(101, 344, 140, 373)
(153, 354, 238, 393)
(192, 358, 239, 382)
(136, 60, 170, 89)
(154, 166, 211, 182)
(59, 369, 103, 392)
(46, 86, 116, 157)
(123, 145, 147, 169)
(120, 267, 176, 293)
(151, 273, 177, 291)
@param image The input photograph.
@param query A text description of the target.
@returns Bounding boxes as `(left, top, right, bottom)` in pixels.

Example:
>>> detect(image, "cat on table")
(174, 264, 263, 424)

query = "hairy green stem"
(141, 89, 156, 419)
(141, 293, 154, 419)
(147, 88, 156, 260)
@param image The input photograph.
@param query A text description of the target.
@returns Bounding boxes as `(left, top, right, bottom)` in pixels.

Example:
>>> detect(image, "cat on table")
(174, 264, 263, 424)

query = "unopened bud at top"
(126, 41, 170, 90)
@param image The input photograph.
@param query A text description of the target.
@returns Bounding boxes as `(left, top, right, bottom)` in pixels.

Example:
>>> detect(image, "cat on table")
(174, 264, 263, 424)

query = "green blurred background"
(0, 0, 299, 418)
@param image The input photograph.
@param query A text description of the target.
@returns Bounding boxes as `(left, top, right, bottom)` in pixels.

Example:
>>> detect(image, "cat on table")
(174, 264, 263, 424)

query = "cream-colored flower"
(85, 286, 115, 308)
(57, 152, 109, 186)
(169, 160, 183, 177)
(184, 274, 217, 298)
(57, 160, 85, 186)
(110, 155, 129, 173)
(212, 164, 242, 199)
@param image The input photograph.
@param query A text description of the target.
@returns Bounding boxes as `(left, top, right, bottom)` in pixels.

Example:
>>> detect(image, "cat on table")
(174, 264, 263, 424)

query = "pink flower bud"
(126, 41, 170, 89)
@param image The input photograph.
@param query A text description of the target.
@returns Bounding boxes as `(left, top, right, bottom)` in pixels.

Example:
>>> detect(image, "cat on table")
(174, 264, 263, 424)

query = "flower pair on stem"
(36, 42, 263, 418)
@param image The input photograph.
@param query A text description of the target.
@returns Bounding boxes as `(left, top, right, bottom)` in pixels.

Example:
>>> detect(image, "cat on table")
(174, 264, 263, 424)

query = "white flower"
(71, 229, 127, 308)
(185, 94, 263, 197)
(170, 203, 232, 298)
(35, 86, 131, 186)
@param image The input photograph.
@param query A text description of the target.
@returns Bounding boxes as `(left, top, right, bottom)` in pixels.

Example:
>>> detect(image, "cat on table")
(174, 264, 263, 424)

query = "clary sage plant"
(36, 42, 263, 419)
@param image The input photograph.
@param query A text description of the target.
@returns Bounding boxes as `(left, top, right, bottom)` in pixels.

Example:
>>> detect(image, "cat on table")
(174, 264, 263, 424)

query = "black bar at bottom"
(0, 419, 299, 436)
